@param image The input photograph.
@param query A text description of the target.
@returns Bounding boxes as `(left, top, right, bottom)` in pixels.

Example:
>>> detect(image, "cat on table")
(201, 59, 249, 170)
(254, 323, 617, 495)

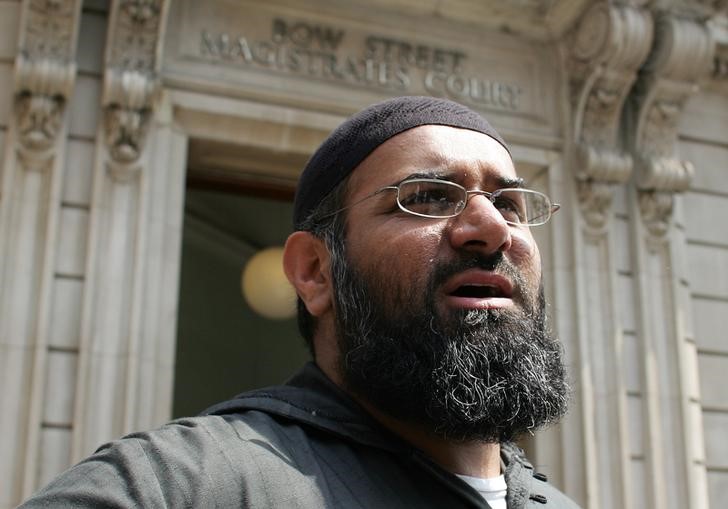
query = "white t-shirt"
(456, 473, 507, 509)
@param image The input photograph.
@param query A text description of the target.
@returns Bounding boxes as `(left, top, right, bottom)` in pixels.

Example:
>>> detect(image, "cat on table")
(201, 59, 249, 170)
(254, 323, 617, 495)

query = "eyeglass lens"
(396, 180, 552, 225)
(397, 180, 464, 217)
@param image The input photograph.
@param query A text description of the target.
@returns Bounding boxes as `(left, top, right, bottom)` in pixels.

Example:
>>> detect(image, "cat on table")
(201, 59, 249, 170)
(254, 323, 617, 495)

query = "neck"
(314, 351, 502, 479)
(355, 392, 502, 478)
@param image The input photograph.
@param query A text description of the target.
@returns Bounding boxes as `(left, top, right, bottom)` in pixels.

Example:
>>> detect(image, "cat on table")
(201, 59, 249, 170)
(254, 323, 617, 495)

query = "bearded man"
(20, 96, 578, 509)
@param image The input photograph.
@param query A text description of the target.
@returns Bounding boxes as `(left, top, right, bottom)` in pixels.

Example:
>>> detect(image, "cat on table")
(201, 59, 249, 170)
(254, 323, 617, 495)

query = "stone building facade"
(1, 0, 727, 508)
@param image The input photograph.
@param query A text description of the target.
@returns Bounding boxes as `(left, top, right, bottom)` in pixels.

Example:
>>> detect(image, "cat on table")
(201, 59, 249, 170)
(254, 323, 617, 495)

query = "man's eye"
(493, 196, 525, 222)
(399, 187, 455, 215)
(404, 190, 449, 205)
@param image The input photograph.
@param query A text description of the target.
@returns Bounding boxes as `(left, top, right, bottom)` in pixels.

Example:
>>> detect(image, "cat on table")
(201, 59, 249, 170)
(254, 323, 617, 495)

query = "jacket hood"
(201, 362, 400, 451)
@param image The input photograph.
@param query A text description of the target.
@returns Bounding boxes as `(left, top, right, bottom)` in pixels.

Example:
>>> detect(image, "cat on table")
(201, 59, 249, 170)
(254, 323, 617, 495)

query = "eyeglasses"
(319, 178, 560, 226)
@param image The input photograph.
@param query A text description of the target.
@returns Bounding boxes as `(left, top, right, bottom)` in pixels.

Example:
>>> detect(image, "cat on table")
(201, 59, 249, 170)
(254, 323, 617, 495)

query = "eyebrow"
(395, 170, 524, 189)
(497, 175, 524, 188)
(395, 170, 453, 184)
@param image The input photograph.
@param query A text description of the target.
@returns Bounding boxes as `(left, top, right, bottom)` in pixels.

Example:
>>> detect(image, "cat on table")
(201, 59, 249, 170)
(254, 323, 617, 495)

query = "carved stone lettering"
(364, 35, 466, 73)
(272, 18, 344, 51)
(190, 9, 525, 113)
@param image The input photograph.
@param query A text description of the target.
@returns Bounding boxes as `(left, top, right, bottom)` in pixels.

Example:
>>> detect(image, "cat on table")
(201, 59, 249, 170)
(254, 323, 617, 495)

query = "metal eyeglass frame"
(317, 178, 561, 226)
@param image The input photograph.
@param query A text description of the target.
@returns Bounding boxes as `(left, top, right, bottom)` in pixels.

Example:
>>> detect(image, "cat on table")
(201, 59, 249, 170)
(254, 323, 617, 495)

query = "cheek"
(509, 230, 541, 278)
(394, 228, 442, 258)
(355, 225, 443, 280)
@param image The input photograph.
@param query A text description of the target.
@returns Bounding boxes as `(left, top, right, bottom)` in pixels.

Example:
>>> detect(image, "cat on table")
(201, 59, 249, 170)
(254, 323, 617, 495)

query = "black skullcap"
(293, 95, 510, 228)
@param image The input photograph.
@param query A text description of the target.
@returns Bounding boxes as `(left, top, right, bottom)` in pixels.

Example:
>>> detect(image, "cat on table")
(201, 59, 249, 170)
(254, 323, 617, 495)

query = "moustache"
(429, 251, 526, 301)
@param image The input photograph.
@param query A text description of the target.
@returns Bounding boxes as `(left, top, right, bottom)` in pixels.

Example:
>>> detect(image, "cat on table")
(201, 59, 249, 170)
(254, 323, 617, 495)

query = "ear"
(283, 231, 333, 317)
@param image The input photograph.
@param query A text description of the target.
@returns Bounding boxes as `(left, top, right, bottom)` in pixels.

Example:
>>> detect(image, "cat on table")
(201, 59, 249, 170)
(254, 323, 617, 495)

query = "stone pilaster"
(0, 1, 82, 506)
(624, 6, 717, 509)
(563, 3, 653, 508)
(71, 0, 179, 460)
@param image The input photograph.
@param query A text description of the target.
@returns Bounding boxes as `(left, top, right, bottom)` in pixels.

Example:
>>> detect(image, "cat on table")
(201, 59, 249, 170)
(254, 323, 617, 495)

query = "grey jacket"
(20, 363, 580, 508)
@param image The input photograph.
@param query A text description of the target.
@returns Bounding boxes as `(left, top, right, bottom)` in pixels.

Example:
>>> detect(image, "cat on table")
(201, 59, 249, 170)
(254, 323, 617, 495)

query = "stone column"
(625, 8, 716, 509)
(0, 1, 82, 506)
(69, 0, 184, 461)
(562, 3, 652, 508)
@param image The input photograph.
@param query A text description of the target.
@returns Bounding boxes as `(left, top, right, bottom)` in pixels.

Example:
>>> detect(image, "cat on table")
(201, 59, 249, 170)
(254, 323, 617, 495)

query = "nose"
(448, 194, 512, 255)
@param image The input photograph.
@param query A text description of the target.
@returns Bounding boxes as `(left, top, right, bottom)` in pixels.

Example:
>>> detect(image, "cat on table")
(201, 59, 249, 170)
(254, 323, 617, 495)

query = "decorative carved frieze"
(102, 0, 167, 174)
(20, 0, 78, 58)
(568, 2, 653, 230)
(13, 0, 82, 154)
(628, 12, 714, 235)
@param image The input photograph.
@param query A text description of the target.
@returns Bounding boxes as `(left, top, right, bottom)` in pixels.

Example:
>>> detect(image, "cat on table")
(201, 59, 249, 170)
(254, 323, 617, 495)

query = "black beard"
(330, 245, 570, 443)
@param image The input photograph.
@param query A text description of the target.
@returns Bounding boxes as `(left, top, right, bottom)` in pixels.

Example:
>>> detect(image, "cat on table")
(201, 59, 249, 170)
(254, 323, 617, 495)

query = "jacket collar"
(202, 361, 537, 509)
(201, 362, 399, 451)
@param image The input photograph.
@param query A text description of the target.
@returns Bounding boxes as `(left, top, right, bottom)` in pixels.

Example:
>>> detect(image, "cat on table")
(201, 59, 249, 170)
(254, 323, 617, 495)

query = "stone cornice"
(567, 1, 653, 229)
(102, 0, 168, 172)
(13, 0, 83, 153)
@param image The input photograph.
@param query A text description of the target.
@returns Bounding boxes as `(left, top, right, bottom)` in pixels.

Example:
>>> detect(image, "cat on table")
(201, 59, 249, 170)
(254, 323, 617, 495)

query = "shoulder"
(100, 412, 310, 483)
(19, 413, 294, 508)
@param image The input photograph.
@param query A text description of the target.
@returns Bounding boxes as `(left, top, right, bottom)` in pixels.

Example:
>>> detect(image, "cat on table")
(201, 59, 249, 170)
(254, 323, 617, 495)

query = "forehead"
(347, 125, 517, 195)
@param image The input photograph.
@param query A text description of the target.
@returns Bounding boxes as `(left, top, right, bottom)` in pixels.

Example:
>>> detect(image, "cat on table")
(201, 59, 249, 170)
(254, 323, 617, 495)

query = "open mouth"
(450, 284, 504, 299)
(442, 271, 514, 309)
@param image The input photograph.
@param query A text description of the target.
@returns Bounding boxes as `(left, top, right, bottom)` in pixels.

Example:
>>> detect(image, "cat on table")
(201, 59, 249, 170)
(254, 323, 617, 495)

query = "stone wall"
(679, 88, 728, 509)
(36, 0, 107, 490)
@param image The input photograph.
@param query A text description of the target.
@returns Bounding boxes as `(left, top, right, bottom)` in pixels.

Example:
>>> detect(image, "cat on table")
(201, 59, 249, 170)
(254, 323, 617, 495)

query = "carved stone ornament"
(21, 0, 78, 59)
(714, 40, 728, 79)
(102, 0, 167, 173)
(629, 12, 714, 235)
(638, 189, 679, 237)
(568, 2, 653, 229)
(103, 69, 156, 166)
(575, 144, 633, 229)
(671, 0, 728, 20)
(13, 0, 82, 154)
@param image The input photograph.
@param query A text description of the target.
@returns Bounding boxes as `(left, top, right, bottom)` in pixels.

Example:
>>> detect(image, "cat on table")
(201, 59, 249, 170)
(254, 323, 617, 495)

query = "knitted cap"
(293, 96, 510, 228)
